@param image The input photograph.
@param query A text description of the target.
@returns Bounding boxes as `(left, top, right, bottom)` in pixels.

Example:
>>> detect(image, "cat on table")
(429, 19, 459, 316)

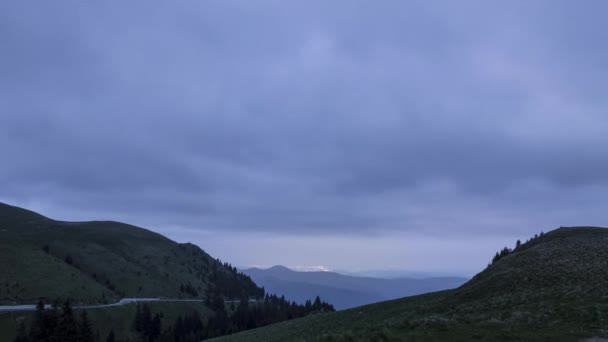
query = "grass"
(0, 202, 232, 304)
(212, 227, 608, 341)
(0, 242, 113, 304)
(0, 201, 263, 340)
(4, 201, 608, 341)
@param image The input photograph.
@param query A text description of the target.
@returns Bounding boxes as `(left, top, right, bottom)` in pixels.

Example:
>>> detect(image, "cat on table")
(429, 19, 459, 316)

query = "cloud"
(1, 0, 607, 245)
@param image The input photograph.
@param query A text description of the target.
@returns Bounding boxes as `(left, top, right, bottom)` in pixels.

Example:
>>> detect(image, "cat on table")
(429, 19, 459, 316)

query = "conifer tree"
(14, 320, 28, 342)
(141, 304, 152, 335)
(134, 304, 143, 332)
(313, 296, 322, 311)
(105, 330, 115, 342)
(174, 316, 184, 341)
(57, 300, 79, 342)
(78, 310, 93, 342)
(149, 314, 162, 341)
(492, 252, 500, 264)
(29, 301, 47, 341)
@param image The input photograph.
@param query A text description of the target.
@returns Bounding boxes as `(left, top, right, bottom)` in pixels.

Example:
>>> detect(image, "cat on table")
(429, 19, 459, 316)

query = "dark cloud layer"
(2, 0, 608, 240)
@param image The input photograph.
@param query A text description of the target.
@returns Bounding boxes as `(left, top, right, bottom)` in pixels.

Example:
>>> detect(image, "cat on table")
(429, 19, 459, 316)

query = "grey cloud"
(1, 0, 608, 239)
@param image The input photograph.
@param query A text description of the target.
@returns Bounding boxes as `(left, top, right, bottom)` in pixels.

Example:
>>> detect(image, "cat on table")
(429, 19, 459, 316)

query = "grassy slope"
(0, 202, 234, 304)
(0, 242, 113, 304)
(0, 201, 263, 340)
(214, 227, 608, 342)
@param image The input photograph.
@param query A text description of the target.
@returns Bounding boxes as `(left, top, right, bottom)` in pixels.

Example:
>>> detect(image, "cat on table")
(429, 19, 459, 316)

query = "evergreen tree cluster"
(491, 246, 512, 264)
(134, 304, 162, 341)
(15, 261, 334, 341)
(14, 300, 93, 342)
(490, 231, 545, 265)
(218, 293, 333, 338)
(171, 310, 204, 342)
(65, 254, 74, 265)
(178, 283, 198, 297)
(154, 294, 334, 341)
(208, 259, 264, 300)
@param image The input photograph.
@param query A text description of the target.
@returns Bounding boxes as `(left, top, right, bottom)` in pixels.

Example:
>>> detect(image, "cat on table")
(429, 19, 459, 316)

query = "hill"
(0, 202, 262, 304)
(213, 227, 608, 341)
(0, 202, 340, 341)
(242, 266, 467, 310)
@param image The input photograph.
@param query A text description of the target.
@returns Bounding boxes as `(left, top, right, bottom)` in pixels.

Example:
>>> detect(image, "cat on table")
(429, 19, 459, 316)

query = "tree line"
(137, 293, 335, 341)
(489, 231, 545, 265)
(208, 260, 264, 300)
(15, 293, 334, 342)
(13, 301, 93, 342)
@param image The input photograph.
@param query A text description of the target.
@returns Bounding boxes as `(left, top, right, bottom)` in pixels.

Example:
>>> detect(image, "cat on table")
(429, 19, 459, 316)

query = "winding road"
(0, 298, 260, 312)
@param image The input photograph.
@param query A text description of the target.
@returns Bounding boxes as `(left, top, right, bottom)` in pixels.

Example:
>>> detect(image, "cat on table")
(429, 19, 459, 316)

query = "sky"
(1, 1, 608, 277)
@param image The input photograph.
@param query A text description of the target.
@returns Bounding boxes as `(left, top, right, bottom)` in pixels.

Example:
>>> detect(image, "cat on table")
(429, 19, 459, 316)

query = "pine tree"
(149, 313, 162, 341)
(46, 303, 60, 340)
(515, 239, 521, 249)
(29, 301, 47, 341)
(305, 299, 312, 311)
(14, 320, 28, 342)
(105, 330, 115, 342)
(78, 310, 93, 342)
(313, 296, 322, 311)
(141, 304, 152, 338)
(134, 304, 143, 332)
(492, 252, 500, 264)
(174, 316, 184, 341)
(57, 300, 79, 342)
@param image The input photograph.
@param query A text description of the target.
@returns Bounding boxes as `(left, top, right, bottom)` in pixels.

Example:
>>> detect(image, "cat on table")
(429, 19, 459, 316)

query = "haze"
(2, 1, 607, 277)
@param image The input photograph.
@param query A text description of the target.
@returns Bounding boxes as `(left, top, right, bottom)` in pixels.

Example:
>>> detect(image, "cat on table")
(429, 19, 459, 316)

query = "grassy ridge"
(0, 202, 260, 305)
(0, 242, 113, 304)
(213, 227, 608, 341)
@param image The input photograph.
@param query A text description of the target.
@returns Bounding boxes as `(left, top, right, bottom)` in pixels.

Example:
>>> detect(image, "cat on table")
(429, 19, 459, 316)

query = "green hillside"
(0, 202, 262, 304)
(213, 227, 608, 341)
(0, 202, 337, 341)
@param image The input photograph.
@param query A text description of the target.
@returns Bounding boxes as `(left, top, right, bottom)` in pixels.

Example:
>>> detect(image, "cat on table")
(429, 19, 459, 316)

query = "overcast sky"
(2, 1, 608, 276)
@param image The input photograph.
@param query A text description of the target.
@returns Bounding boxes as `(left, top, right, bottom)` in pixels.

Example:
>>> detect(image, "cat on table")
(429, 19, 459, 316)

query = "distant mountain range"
(242, 265, 467, 310)
(219, 227, 608, 342)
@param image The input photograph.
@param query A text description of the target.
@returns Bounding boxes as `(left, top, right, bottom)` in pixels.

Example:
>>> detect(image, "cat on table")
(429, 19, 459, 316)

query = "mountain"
(214, 227, 608, 342)
(242, 265, 467, 310)
(1, 202, 342, 341)
(0, 202, 262, 304)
